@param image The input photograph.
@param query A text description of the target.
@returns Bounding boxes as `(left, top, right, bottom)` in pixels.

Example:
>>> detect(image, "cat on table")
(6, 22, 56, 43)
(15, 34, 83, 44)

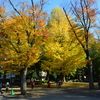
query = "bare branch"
(8, 0, 21, 16)
(70, 2, 85, 27)
(40, 0, 49, 10)
(31, 0, 34, 8)
(63, 8, 86, 52)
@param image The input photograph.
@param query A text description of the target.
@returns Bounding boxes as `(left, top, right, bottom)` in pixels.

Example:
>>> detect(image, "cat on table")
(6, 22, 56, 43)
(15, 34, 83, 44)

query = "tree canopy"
(0, 0, 100, 94)
(41, 7, 86, 76)
(0, 0, 48, 95)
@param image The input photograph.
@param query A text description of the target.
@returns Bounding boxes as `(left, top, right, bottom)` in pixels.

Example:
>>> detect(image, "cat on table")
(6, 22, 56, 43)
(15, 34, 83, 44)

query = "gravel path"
(0, 87, 100, 100)
(63, 87, 100, 98)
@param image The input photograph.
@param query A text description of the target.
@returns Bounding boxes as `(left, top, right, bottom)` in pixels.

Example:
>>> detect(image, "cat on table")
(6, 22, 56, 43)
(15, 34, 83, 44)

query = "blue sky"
(2, 0, 100, 15)
(45, 0, 63, 12)
(45, 0, 70, 14)
(98, 0, 100, 9)
(45, 0, 100, 14)
(3, 0, 66, 14)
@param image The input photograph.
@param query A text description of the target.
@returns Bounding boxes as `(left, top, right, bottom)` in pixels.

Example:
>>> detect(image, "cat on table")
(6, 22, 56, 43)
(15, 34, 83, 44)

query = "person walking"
(0, 81, 3, 94)
(47, 81, 51, 88)
(6, 82, 10, 93)
(30, 80, 35, 89)
(58, 80, 62, 88)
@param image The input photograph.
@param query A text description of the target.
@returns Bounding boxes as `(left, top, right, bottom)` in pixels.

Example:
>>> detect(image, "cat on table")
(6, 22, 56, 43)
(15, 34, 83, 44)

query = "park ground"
(0, 82, 100, 99)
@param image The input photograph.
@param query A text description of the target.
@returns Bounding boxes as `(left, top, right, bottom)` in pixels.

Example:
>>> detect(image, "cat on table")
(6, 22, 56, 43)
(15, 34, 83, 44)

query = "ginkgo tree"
(41, 7, 86, 80)
(63, 0, 97, 89)
(0, 0, 48, 95)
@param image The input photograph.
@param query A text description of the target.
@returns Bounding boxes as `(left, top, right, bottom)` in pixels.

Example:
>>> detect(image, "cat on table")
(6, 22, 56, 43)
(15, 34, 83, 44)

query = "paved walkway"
(0, 87, 100, 100)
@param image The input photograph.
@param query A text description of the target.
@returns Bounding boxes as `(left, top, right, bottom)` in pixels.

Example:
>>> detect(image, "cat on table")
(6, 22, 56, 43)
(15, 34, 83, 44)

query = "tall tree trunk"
(88, 63, 94, 89)
(20, 68, 27, 95)
(87, 60, 94, 89)
(3, 71, 6, 84)
(63, 75, 66, 82)
(85, 50, 94, 89)
(59, 73, 64, 81)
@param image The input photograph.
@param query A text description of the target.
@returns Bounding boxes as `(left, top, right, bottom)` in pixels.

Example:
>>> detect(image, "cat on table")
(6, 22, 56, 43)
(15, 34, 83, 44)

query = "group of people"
(56, 79, 63, 88)
(47, 79, 63, 88)
(0, 81, 10, 94)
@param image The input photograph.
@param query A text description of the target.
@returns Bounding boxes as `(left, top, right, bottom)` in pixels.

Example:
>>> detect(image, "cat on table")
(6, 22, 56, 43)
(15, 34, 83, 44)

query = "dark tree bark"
(85, 50, 94, 89)
(3, 71, 6, 84)
(20, 68, 27, 95)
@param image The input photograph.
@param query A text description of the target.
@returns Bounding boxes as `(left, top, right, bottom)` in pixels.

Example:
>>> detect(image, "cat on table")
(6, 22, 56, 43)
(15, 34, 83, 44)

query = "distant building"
(39, 71, 47, 80)
(0, 73, 15, 79)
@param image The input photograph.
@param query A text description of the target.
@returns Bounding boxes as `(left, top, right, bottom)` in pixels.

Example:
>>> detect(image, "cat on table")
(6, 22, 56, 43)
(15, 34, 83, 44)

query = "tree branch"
(63, 8, 86, 52)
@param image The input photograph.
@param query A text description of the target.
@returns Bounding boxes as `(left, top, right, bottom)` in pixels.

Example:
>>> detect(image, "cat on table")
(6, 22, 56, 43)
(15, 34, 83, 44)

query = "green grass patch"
(39, 82, 98, 89)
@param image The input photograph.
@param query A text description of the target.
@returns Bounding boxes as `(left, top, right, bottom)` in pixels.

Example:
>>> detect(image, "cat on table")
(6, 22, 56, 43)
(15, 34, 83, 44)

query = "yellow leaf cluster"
(0, 9, 48, 74)
(41, 7, 86, 75)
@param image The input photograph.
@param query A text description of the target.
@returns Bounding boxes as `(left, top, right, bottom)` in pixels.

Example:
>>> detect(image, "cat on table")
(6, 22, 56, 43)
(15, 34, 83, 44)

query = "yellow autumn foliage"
(0, 10, 48, 74)
(41, 7, 86, 75)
